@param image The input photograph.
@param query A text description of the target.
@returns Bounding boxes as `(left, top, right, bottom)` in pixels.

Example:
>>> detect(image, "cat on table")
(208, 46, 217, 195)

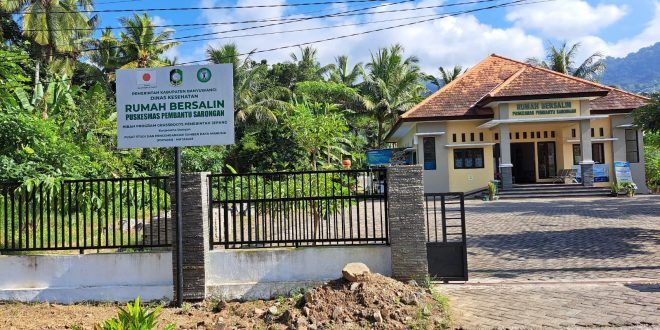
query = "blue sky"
(91, 0, 660, 72)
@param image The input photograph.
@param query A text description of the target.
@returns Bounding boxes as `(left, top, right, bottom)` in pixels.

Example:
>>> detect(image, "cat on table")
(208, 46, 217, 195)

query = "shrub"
(95, 297, 175, 330)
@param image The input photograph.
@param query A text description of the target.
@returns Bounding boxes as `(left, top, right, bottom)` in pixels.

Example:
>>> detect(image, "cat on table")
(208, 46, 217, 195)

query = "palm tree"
(361, 44, 425, 147)
(117, 13, 179, 69)
(526, 41, 606, 82)
(1, 0, 97, 113)
(428, 65, 464, 88)
(289, 46, 331, 82)
(87, 28, 121, 76)
(328, 55, 362, 87)
(207, 43, 292, 122)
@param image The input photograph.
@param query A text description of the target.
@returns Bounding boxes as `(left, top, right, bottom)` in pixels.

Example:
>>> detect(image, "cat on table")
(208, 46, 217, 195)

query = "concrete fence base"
(0, 253, 172, 303)
(206, 246, 391, 300)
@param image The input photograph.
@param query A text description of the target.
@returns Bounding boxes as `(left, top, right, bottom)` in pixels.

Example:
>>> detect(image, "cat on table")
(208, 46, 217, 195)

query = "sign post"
(116, 64, 234, 306)
(174, 147, 183, 306)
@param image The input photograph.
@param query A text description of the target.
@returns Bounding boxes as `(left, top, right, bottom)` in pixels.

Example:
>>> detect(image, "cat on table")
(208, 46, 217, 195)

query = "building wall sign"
(116, 64, 234, 149)
(510, 101, 578, 118)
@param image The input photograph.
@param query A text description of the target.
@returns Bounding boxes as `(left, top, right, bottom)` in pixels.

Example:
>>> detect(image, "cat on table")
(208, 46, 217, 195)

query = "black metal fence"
(208, 169, 388, 249)
(425, 192, 466, 243)
(424, 192, 468, 281)
(0, 177, 171, 252)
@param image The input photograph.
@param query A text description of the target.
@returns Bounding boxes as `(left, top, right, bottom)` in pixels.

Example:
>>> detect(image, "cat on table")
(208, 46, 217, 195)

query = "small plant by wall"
(94, 297, 175, 330)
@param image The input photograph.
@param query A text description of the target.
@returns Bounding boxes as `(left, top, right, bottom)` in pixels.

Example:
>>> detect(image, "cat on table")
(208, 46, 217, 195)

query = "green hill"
(601, 42, 660, 93)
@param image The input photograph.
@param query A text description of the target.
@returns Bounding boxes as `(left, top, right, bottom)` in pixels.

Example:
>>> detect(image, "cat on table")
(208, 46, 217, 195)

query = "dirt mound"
(295, 273, 449, 329)
(208, 273, 449, 329)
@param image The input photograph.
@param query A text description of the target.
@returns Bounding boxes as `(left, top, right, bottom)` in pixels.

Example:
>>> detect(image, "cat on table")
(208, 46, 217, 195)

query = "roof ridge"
(487, 66, 526, 98)
(401, 54, 497, 119)
(490, 53, 649, 101)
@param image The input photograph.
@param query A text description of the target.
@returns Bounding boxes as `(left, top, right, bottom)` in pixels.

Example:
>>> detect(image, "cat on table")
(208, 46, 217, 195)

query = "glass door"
(537, 142, 557, 179)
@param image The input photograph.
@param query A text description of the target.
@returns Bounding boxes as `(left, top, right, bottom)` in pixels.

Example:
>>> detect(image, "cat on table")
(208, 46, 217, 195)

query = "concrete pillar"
(387, 165, 428, 282)
(498, 122, 513, 190)
(171, 172, 210, 301)
(579, 101, 594, 186)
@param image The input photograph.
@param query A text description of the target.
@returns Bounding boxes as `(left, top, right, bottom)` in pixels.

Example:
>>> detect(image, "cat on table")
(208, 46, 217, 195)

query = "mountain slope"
(601, 42, 660, 93)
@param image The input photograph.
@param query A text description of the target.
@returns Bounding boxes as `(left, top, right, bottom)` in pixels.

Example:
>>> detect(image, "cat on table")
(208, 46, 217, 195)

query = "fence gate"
(424, 192, 468, 281)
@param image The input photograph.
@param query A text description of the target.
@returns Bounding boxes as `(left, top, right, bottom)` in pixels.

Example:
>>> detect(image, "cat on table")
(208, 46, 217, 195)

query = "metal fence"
(425, 192, 466, 243)
(208, 169, 388, 249)
(424, 192, 468, 281)
(0, 177, 171, 252)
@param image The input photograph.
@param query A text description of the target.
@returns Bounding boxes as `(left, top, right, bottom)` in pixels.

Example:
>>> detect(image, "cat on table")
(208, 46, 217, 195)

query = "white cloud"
(574, 2, 660, 59)
(506, 0, 627, 39)
(192, 0, 544, 73)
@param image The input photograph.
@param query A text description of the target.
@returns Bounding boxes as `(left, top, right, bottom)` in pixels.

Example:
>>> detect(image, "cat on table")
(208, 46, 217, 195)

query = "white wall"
(207, 246, 391, 300)
(0, 252, 172, 303)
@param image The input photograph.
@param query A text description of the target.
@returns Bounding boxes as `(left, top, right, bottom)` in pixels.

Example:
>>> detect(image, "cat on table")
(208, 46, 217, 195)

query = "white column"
(498, 103, 513, 189)
(578, 100, 594, 186)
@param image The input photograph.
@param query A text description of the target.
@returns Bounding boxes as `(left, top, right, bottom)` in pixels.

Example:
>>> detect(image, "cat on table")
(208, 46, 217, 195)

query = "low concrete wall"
(207, 246, 392, 300)
(0, 252, 172, 303)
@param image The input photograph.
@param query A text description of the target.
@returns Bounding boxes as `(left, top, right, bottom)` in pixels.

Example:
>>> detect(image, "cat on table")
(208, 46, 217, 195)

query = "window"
(591, 128, 594, 137)
(592, 143, 605, 164)
(423, 137, 437, 170)
(625, 129, 639, 163)
(572, 144, 581, 165)
(454, 148, 484, 169)
(551, 131, 556, 138)
(523, 132, 527, 139)
(543, 131, 548, 138)
(470, 133, 475, 142)
(479, 132, 484, 141)
(536, 132, 541, 138)
(494, 133, 499, 140)
(571, 129, 576, 138)
(599, 127, 604, 137)
(515, 132, 520, 139)
(452, 134, 457, 143)
(461, 133, 466, 142)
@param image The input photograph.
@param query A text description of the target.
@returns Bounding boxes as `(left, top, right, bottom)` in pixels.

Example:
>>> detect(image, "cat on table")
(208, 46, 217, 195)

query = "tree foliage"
(527, 41, 606, 82)
(633, 92, 660, 133)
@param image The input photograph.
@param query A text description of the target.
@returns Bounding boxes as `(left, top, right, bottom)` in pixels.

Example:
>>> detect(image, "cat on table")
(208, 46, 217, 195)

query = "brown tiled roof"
(399, 54, 649, 122)
(485, 66, 609, 101)
(400, 55, 521, 120)
(591, 88, 649, 113)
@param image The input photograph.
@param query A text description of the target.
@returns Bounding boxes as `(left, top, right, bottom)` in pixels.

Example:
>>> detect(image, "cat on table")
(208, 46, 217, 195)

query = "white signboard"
(614, 161, 634, 183)
(116, 64, 234, 148)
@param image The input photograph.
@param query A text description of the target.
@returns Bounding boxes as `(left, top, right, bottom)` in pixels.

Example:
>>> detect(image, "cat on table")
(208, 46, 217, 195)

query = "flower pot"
(342, 159, 352, 169)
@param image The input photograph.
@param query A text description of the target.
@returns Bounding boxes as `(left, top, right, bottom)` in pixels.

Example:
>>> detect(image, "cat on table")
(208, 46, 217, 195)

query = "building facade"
(387, 54, 649, 193)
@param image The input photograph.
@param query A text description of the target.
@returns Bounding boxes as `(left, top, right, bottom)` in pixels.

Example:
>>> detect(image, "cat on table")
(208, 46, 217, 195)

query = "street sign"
(116, 64, 234, 149)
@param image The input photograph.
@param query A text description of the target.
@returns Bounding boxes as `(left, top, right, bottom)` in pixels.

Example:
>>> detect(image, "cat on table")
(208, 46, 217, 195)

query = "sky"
(92, 0, 660, 73)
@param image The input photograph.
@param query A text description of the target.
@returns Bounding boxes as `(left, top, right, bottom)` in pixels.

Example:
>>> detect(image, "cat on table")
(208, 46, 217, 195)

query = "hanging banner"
(614, 161, 634, 183)
(116, 64, 234, 149)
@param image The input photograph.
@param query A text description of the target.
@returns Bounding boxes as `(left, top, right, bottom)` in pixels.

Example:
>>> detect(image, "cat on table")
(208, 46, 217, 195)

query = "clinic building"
(386, 54, 649, 193)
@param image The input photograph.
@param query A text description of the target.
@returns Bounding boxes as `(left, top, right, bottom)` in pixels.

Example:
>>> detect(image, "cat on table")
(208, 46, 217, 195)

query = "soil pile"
(293, 273, 449, 329)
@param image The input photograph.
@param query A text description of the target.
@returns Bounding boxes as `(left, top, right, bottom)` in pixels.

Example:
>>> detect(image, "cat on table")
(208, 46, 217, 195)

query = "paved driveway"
(435, 195, 660, 329)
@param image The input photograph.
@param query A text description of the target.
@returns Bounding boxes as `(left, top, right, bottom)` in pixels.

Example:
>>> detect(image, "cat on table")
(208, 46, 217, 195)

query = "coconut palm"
(361, 44, 425, 147)
(289, 46, 331, 82)
(1, 0, 97, 105)
(526, 41, 606, 82)
(428, 65, 464, 88)
(86, 28, 121, 75)
(117, 13, 179, 69)
(328, 55, 362, 87)
(207, 43, 292, 122)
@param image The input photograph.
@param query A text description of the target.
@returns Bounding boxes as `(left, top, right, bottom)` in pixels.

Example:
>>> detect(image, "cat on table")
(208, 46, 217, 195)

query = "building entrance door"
(537, 142, 557, 179)
(511, 142, 535, 183)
